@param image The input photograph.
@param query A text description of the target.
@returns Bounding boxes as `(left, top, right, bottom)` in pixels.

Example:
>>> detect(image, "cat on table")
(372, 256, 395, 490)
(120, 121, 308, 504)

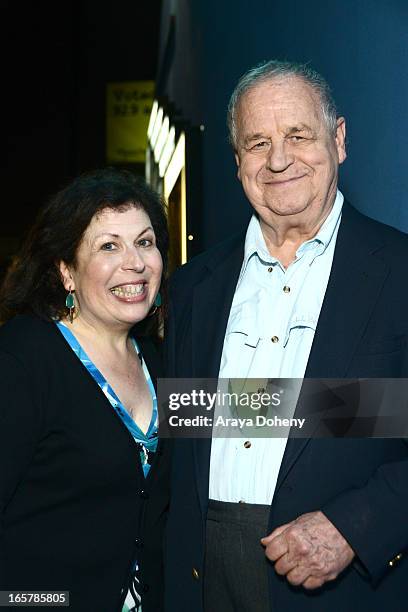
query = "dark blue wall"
(159, 0, 408, 249)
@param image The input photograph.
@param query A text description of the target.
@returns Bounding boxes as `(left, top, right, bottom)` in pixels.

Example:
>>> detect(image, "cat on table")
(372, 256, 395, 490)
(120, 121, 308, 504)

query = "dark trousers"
(204, 499, 271, 612)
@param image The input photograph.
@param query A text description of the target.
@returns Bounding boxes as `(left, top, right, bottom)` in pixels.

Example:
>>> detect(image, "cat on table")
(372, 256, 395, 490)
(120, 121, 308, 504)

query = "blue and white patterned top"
(56, 321, 158, 477)
(56, 322, 158, 611)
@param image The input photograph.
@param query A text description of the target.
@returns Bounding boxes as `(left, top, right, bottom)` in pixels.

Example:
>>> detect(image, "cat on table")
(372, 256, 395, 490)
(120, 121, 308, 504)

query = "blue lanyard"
(56, 322, 158, 477)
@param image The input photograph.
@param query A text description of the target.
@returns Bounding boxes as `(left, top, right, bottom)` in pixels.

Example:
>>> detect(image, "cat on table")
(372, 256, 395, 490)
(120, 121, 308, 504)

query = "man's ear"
(58, 261, 75, 291)
(335, 117, 347, 165)
(235, 152, 242, 181)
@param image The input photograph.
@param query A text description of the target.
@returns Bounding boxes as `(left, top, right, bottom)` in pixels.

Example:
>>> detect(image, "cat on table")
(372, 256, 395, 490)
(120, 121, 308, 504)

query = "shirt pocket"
(224, 301, 262, 348)
(219, 303, 262, 377)
(283, 313, 318, 347)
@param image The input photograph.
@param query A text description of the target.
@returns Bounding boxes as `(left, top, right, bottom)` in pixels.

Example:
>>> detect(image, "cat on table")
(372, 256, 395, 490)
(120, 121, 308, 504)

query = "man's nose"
(265, 141, 294, 172)
(122, 247, 145, 272)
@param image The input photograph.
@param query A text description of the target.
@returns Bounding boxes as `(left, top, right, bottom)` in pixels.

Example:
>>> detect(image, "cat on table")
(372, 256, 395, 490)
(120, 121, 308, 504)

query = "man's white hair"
(227, 59, 338, 149)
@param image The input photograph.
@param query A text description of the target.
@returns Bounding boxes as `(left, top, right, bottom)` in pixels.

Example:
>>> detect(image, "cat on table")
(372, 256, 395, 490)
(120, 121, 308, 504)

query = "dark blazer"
(0, 315, 171, 612)
(164, 203, 408, 612)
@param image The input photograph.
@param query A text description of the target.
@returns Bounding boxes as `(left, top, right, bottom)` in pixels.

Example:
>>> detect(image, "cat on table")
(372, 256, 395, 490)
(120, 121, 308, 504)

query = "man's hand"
(261, 511, 355, 589)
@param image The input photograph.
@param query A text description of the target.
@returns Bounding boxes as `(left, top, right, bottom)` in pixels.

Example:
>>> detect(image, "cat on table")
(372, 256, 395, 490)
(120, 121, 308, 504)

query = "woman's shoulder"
(0, 314, 61, 359)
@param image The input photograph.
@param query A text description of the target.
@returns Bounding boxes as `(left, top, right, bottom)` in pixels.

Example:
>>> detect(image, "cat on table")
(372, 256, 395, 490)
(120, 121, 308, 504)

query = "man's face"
(234, 77, 346, 227)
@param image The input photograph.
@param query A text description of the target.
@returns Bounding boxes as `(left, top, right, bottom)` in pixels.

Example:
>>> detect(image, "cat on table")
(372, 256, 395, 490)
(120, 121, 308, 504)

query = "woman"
(0, 168, 170, 611)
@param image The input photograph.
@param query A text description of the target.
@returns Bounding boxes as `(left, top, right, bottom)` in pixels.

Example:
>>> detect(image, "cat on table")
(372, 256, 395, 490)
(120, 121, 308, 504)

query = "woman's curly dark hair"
(0, 168, 169, 335)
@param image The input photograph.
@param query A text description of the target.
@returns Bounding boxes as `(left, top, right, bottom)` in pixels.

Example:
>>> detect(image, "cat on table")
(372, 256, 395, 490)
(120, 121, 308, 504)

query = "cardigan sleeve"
(0, 350, 44, 583)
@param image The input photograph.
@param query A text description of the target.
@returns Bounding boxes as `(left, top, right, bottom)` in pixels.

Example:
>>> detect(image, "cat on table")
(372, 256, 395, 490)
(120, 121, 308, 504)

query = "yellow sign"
(106, 81, 154, 163)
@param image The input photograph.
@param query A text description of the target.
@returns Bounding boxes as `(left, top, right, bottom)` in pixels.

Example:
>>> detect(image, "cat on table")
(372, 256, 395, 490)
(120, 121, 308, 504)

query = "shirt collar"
(241, 190, 344, 274)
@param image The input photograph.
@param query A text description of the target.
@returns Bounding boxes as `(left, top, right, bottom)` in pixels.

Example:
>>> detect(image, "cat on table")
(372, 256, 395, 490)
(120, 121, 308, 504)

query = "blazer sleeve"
(0, 350, 44, 582)
(321, 446, 408, 584)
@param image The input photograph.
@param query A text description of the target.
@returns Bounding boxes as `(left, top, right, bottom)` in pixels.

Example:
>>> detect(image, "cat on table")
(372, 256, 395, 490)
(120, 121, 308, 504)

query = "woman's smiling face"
(59, 205, 163, 331)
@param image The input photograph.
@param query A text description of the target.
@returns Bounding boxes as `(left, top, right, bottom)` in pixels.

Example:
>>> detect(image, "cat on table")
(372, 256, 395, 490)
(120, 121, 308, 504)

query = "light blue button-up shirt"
(209, 191, 344, 504)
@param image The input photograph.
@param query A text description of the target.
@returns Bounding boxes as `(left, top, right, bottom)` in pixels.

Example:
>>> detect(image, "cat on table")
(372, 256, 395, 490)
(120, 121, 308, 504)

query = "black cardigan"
(0, 315, 171, 612)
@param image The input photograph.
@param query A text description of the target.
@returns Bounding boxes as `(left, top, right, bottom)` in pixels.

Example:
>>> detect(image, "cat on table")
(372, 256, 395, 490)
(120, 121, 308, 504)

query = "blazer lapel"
(191, 238, 245, 378)
(191, 236, 244, 514)
(276, 203, 390, 490)
(306, 204, 390, 379)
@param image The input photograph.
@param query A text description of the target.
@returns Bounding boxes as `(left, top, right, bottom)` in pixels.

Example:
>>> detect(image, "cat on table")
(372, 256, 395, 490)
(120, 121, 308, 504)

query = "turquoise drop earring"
(154, 292, 162, 308)
(148, 292, 162, 317)
(65, 289, 75, 323)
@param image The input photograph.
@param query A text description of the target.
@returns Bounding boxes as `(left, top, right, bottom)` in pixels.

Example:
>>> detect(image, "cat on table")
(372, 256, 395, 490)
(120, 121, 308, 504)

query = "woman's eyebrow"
(93, 226, 154, 241)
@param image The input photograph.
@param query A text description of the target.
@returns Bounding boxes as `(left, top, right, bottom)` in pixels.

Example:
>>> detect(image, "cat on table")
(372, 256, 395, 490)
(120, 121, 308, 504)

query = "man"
(164, 60, 408, 611)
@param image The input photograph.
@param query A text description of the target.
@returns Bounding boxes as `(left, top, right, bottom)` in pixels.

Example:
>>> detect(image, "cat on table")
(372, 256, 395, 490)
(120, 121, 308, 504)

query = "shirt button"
(192, 568, 200, 580)
(271, 336, 279, 343)
(244, 441, 251, 448)
(268, 267, 273, 273)
(283, 285, 291, 293)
